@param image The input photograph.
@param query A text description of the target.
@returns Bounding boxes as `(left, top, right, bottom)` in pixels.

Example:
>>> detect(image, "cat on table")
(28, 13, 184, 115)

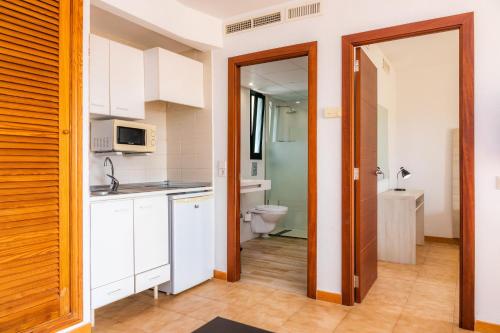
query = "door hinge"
(354, 275, 359, 288)
(354, 168, 359, 181)
(354, 59, 359, 72)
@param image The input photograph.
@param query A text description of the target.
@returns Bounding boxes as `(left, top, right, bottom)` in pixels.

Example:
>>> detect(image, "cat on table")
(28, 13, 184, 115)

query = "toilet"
(249, 205, 288, 238)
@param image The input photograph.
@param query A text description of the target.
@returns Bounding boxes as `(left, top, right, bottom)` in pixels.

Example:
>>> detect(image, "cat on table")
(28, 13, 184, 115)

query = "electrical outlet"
(217, 160, 227, 177)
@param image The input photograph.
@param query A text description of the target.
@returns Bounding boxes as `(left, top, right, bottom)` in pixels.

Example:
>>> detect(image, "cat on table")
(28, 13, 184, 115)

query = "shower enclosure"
(266, 101, 308, 238)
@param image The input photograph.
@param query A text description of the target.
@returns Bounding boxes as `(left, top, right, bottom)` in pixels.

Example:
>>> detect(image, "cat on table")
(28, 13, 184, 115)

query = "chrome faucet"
(104, 157, 119, 192)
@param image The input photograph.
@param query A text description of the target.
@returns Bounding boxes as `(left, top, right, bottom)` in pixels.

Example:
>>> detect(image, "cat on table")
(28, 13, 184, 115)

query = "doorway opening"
(341, 13, 474, 330)
(240, 57, 309, 294)
(227, 42, 317, 298)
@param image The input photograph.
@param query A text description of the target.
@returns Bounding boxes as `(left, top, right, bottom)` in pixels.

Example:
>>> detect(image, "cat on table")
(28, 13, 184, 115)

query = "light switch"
(324, 107, 342, 118)
(217, 160, 227, 177)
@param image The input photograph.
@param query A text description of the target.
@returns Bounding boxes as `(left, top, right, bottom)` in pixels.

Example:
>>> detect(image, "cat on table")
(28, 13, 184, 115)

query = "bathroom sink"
(240, 179, 271, 194)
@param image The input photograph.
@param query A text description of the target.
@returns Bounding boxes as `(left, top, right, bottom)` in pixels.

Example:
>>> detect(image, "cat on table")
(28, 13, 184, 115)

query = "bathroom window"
(250, 90, 265, 160)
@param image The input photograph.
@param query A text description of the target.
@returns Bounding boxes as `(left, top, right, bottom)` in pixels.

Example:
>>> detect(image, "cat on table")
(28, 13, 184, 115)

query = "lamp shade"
(400, 167, 411, 179)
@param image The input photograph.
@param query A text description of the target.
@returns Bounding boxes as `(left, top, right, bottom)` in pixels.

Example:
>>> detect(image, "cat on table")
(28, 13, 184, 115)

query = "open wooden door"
(354, 48, 378, 302)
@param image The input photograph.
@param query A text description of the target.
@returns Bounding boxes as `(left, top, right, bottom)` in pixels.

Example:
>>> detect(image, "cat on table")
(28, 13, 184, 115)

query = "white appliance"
(91, 119, 156, 153)
(159, 192, 214, 294)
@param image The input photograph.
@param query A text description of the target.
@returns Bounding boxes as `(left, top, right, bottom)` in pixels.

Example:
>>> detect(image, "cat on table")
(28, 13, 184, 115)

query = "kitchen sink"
(91, 190, 126, 196)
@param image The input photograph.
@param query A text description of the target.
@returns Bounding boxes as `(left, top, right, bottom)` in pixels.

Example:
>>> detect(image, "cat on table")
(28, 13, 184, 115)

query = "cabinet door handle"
(91, 102, 105, 107)
(149, 275, 161, 280)
(115, 106, 128, 111)
(114, 208, 129, 213)
(139, 205, 153, 209)
(107, 288, 121, 295)
(194, 204, 199, 208)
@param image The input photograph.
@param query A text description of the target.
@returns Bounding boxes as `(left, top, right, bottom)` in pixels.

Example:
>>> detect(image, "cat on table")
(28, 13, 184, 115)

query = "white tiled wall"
(89, 102, 168, 185)
(166, 104, 212, 182)
(166, 50, 212, 183)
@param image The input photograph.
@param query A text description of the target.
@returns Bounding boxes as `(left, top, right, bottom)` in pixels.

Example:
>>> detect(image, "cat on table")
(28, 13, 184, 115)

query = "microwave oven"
(91, 119, 156, 153)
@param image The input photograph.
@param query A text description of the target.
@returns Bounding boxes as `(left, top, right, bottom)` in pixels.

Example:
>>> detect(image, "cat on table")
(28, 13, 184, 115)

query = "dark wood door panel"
(354, 48, 378, 303)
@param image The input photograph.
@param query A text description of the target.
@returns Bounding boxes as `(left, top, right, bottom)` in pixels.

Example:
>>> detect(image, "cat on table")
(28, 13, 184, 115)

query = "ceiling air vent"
(225, 19, 252, 34)
(287, 2, 321, 21)
(252, 11, 282, 28)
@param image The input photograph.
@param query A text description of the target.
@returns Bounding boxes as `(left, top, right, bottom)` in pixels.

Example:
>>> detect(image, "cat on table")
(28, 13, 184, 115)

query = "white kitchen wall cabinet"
(133, 195, 169, 273)
(144, 47, 204, 108)
(89, 34, 110, 116)
(110, 41, 145, 119)
(89, 34, 145, 119)
(91, 199, 134, 289)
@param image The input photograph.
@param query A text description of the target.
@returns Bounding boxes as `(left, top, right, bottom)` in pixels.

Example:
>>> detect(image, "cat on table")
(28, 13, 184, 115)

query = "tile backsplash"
(90, 102, 168, 186)
(166, 104, 212, 182)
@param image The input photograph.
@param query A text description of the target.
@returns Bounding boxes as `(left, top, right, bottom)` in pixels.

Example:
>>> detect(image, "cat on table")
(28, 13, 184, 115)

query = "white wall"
(393, 61, 459, 238)
(365, 36, 460, 239)
(91, 0, 223, 50)
(240, 87, 265, 242)
(211, 0, 500, 325)
(89, 103, 168, 185)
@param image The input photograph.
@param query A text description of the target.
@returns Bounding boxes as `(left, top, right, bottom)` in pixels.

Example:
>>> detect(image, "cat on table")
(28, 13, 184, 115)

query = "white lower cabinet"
(90, 195, 170, 317)
(134, 196, 169, 273)
(91, 277, 135, 309)
(91, 200, 134, 289)
(135, 265, 170, 293)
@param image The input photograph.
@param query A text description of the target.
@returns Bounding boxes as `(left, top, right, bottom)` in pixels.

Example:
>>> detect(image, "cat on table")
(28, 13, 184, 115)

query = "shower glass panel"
(265, 102, 308, 237)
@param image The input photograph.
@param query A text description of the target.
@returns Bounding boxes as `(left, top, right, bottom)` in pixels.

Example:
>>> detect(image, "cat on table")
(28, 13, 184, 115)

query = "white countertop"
(89, 186, 213, 202)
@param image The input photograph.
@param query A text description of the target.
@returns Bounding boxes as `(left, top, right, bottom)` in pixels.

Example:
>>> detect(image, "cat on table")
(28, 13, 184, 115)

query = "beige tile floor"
(93, 240, 477, 333)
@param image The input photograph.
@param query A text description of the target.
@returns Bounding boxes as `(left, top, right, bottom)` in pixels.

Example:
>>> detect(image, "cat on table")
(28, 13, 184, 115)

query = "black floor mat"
(192, 317, 273, 333)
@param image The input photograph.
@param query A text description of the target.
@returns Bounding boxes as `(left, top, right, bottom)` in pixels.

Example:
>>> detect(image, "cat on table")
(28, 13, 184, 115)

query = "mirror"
(377, 104, 389, 179)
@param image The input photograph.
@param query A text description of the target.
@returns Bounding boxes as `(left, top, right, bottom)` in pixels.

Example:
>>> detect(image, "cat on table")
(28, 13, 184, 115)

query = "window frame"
(249, 90, 266, 160)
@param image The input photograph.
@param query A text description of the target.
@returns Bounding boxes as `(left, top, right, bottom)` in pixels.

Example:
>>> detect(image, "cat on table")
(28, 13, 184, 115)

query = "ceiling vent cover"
(287, 2, 321, 20)
(252, 11, 282, 28)
(225, 19, 252, 34)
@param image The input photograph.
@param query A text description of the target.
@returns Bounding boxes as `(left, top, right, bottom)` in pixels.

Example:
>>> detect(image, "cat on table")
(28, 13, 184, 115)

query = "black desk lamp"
(395, 167, 411, 191)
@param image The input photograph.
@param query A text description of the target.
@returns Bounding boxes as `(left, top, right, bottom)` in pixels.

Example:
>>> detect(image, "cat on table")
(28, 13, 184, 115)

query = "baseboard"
(213, 270, 227, 280)
(316, 290, 342, 304)
(424, 236, 459, 245)
(69, 323, 92, 333)
(476, 320, 500, 333)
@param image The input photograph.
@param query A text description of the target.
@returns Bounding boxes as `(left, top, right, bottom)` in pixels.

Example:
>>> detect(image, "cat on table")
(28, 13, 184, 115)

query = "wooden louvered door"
(0, 0, 81, 332)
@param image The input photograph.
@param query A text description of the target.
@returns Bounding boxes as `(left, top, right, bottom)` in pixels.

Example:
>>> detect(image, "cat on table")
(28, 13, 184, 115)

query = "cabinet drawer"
(92, 276, 134, 309)
(135, 265, 170, 293)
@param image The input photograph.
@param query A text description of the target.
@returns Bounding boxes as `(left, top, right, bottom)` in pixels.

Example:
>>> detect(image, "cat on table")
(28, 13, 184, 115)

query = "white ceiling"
(241, 57, 308, 102)
(90, 6, 192, 52)
(178, 0, 292, 19)
(376, 30, 458, 70)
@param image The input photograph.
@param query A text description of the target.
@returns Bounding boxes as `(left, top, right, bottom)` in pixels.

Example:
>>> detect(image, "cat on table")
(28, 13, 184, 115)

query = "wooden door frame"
(227, 42, 318, 298)
(341, 12, 475, 329)
(36, 0, 84, 331)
